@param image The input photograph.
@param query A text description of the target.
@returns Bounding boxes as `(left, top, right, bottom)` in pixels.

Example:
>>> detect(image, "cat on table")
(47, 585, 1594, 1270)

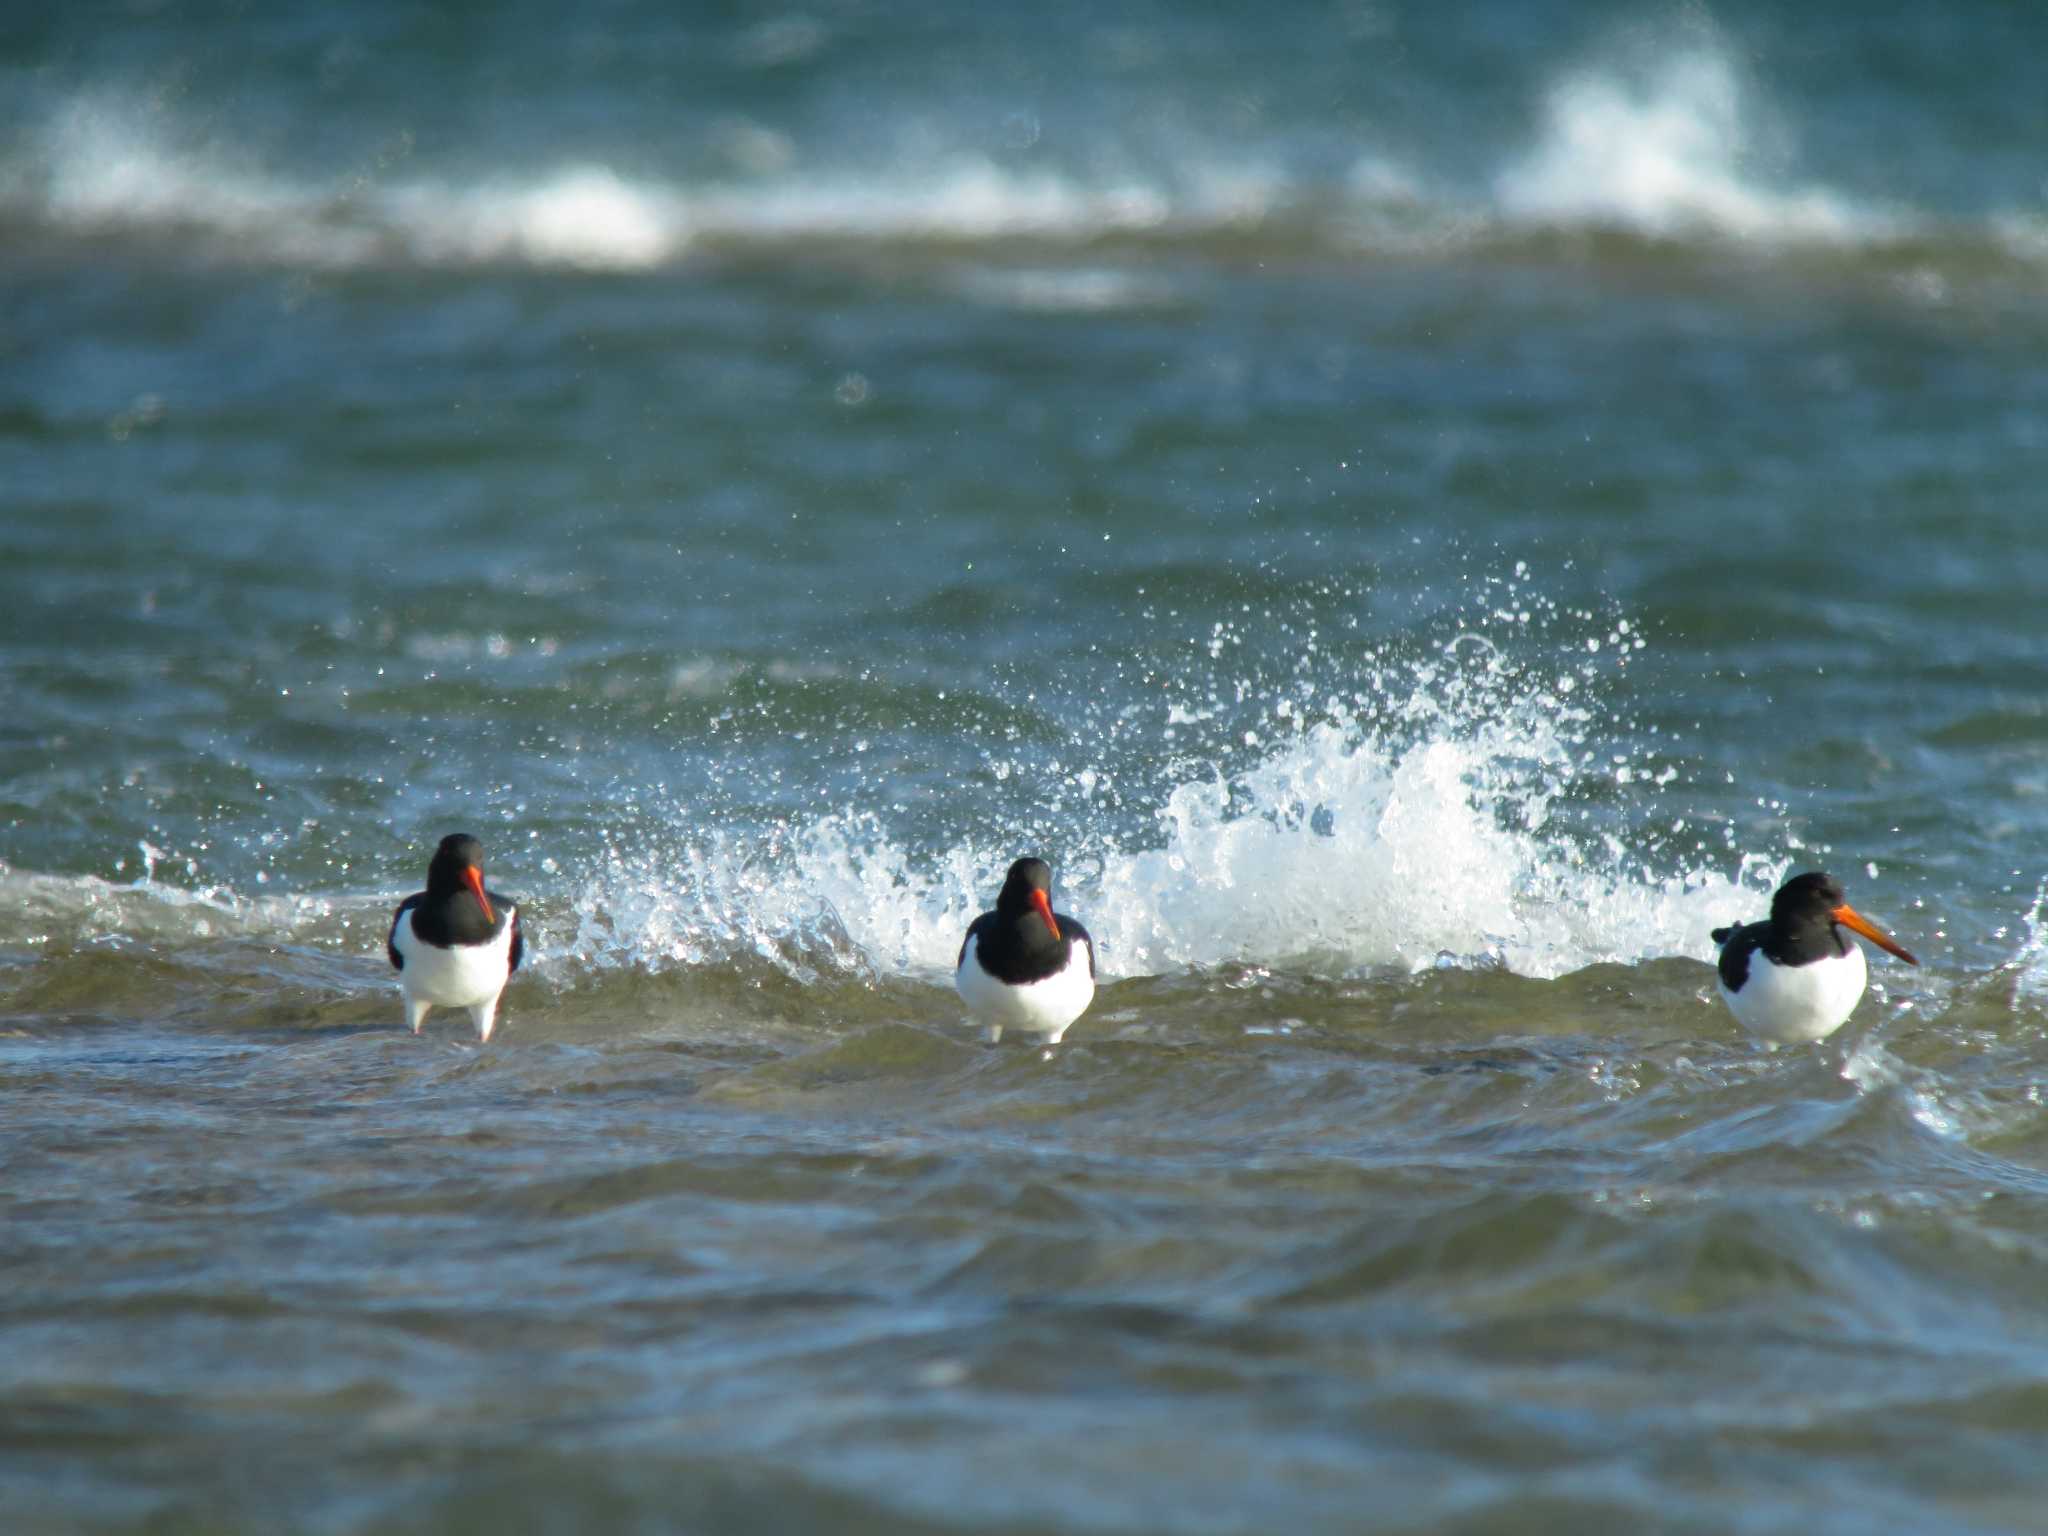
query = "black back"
(388, 832, 524, 972)
(958, 856, 1094, 985)
(1711, 871, 1849, 993)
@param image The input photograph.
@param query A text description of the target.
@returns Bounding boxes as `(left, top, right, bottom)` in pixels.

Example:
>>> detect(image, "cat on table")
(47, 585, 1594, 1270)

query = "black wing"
(388, 894, 422, 970)
(957, 911, 992, 970)
(507, 904, 524, 975)
(1060, 915, 1097, 979)
(1715, 921, 1762, 992)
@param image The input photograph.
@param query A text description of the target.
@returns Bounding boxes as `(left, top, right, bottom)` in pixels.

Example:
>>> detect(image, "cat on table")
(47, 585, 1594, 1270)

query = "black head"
(428, 833, 486, 886)
(1771, 869, 1919, 966)
(994, 857, 1061, 941)
(425, 833, 495, 924)
(996, 857, 1054, 907)
(1770, 871, 1845, 925)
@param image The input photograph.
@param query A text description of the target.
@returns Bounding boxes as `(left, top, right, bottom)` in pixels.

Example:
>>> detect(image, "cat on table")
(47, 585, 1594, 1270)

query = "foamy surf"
(14, 97, 1223, 271)
(6, 548, 1947, 1003)
(3, 68, 1991, 278)
(1494, 45, 1878, 244)
(558, 617, 1788, 988)
(2011, 885, 2048, 1008)
(1, 585, 1814, 992)
(0, 861, 349, 951)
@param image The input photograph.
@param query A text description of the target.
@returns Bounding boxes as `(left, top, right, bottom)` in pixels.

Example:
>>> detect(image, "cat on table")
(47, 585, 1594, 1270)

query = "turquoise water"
(6, 4, 2048, 1531)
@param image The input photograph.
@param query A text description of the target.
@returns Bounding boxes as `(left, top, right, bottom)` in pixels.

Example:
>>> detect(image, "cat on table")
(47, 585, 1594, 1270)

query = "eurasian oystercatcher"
(1711, 871, 1917, 1044)
(388, 833, 524, 1041)
(955, 857, 1095, 1044)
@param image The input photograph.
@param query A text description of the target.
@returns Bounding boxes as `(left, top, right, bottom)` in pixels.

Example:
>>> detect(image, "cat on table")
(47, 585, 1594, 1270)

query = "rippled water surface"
(7, 2, 2048, 1531)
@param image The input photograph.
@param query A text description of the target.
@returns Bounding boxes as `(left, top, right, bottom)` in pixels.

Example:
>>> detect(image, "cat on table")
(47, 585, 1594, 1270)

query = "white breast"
(394, 909, 516, 1009)
(1719, 942, 1866, 1044)
(954, 934, 1096, 1043)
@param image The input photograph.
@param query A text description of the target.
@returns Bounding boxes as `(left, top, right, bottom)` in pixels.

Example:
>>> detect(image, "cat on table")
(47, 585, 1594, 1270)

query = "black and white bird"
(1711, 871, 1917, 1044)
(954, 857, 1095, 1044)
(388, 833, 524, 1042)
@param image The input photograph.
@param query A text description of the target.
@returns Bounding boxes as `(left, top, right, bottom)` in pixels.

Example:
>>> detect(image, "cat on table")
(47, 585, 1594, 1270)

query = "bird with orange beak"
(1712, 871, 1918, 1043)
(388, 833, 524, 1041)
(955, 857, 1095, 1044)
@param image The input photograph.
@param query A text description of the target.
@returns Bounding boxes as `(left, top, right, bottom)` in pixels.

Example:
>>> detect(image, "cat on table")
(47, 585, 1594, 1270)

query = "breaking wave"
(559, 603, 1781, 988)
(1494, 44, 1871, 243)
(2, 595, 1780, 992)
(7, 43, 2037, 286)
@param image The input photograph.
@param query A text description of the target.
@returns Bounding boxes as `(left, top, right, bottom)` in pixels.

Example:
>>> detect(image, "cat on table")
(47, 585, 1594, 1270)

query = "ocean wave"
(2011, 885, 2048, 1009)
(557, 626, 1780, 987)
(1493, 44, 1876, 244)
(7, 73, 2037, 284)
(0, 737, 1763, 999)
(2, 557, 1949, 1004)
(0, 861, 346, 951)
(11, 96, 1224, 273)
(0, 594, 1811, 993)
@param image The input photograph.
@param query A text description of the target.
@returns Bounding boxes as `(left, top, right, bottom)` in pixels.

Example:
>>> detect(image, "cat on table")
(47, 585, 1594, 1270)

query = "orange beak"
(464, 865, 495, 926)
(1832, 903, 1917, 966)
(1031, 888, 1060, 940)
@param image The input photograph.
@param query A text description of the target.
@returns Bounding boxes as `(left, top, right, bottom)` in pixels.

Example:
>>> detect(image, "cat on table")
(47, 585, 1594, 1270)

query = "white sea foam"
(369, 160, 1188, 270)
(704, 161, 1177, 242)
(387, 167, 687, 271)
(15, 97, 1238, 271)
(2013, 885, 2048, 1007)
(561, 627, 1783, 987)
(27, 100, 690, 270)
(950, 265, 1183, 313)
(2, 76, 1974, 273)
(0, 611, 1907, 994)
(560, 790, 1766, 989)
(0, 861, 342, 950)
(34, 97, 362, 265)
(1496, 44, 1876, 244)
(1993, 211, 2048, 267)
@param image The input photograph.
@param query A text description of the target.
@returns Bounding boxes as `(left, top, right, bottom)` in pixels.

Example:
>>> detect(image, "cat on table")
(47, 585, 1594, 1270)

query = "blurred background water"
(6, 3, 2048, 1531)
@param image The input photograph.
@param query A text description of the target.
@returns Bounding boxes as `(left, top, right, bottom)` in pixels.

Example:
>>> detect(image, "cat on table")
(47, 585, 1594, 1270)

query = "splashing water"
(559, 592, 1780, 988)
(8, 47, 1947, 278)
(1496, 41, 1873, 243)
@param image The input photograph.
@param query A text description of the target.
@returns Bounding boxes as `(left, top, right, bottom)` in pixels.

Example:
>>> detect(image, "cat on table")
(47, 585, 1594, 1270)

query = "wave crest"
(1, 67, 1994, 279)
(1496, 46, 1872, 243)
(556, 617, 1777, 986)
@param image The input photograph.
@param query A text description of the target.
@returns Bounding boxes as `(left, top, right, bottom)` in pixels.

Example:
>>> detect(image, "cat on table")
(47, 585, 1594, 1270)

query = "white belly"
(394, 911, 516, 1008)
(1719, 943, 1866, 1044)
(954, 934, 1095, 1042)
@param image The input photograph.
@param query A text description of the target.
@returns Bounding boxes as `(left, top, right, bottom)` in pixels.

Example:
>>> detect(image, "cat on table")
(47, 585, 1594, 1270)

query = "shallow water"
(7, 3, 2048, 1531)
